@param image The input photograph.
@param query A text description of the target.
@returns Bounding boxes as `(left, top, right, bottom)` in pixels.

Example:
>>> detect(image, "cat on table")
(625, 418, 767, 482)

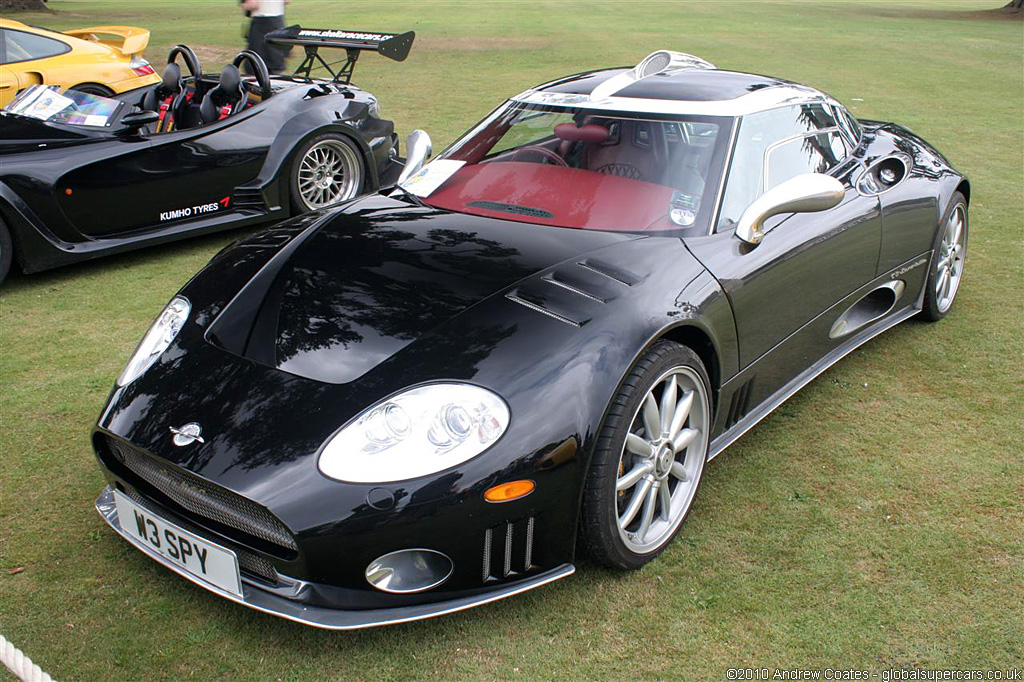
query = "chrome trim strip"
(504, 293, 582, 328)
(96, 487, 575, 630)
(542, 275, 607, 303)
(708, 305, 918, 461)
(513, 84, 828, 117)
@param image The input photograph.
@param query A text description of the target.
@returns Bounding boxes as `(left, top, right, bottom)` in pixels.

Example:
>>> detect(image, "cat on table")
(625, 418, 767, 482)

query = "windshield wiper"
(387, 184, 430, 208)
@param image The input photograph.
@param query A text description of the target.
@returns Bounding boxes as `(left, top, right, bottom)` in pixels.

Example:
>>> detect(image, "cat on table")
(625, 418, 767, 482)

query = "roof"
(512, 65, 832, 118)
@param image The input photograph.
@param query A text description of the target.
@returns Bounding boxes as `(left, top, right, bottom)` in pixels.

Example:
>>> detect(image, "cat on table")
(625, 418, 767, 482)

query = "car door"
(0, 65, 18, 106)
(685, 103, 881, 387)
(57, 111, 269, 237)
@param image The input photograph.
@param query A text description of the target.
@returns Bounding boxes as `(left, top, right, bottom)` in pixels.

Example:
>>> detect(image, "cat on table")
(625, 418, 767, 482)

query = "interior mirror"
(119, 110, 160, 133)
(736, 173, 845, 246)
(397, 130, 432, 183)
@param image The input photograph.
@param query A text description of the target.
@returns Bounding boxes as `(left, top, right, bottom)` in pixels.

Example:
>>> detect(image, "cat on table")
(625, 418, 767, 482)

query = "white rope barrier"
(0, 634, 54, 682)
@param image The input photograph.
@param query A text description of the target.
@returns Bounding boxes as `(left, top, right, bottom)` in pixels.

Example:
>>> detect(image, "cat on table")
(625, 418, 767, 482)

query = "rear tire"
(0, 218, 13, 286)
(289, 132, 365, 213)
(580, 341, 712, 570)
(920, 191, 967, 322)
(70, 83, 115, 97)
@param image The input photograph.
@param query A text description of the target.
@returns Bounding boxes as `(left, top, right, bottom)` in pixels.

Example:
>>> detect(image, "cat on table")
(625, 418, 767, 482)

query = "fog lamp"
(365, 549, 453, 594)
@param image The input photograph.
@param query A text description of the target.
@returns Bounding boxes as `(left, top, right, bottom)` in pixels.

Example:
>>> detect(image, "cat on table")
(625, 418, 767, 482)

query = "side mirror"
(736, 173, 845, 246)
(119, 110, 159, 134)
(397, 130, 432, 184)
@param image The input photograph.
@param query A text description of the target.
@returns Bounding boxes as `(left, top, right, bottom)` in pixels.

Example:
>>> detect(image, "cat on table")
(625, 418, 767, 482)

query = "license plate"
(114, 490, 242, 597)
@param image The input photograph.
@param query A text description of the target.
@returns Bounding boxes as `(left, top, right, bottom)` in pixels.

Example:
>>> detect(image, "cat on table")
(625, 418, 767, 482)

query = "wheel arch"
(272, 123, 379, 206)
(658, 323, 722, 417)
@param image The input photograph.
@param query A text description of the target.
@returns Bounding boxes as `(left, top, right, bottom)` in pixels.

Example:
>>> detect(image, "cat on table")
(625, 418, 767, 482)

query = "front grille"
(121, 486, 279, 584)
(107, 438, 297, 552)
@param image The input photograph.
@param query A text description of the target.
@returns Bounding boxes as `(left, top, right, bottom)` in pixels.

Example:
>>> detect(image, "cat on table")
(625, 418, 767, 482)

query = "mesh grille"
(108, 438, 297, 552)
(639, 52, 671, 77)
(121, 486, 279, 584)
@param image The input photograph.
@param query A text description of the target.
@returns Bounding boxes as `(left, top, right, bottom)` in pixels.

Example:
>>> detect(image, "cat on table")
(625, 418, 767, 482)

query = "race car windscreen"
(3, 85, 123, 128)
(406, 101, 734, 233)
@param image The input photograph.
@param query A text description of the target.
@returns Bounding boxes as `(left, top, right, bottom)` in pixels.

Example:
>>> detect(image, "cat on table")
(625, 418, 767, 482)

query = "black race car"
(0, 27, 416, 284)
(91, 51, 968, 628)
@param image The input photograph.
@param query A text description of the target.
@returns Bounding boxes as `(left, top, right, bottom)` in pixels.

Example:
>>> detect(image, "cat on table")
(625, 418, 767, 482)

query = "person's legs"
(247, 15, 287, 74)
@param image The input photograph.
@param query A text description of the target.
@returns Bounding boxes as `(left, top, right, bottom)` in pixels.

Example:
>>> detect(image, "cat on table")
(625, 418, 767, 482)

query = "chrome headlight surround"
(116, 296, 190, 387)
(318, 383, 511, 483)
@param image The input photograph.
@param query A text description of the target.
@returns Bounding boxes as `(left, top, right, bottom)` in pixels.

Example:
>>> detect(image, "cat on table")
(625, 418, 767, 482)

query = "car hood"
(206, 196, 639, 384)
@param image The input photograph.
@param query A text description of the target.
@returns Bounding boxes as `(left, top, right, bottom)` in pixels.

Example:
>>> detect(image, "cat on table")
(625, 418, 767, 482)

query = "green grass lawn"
(1, 1, 1021, 679)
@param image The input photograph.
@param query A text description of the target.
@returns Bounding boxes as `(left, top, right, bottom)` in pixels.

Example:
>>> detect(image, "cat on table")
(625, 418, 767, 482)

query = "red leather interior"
(425, 162, 678, 232)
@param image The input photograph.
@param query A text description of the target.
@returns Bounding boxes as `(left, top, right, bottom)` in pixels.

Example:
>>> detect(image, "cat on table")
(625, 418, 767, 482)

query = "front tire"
(920, 192, 968, 322)
(580, 341, 712, 570)
(289, 132, 365, 213)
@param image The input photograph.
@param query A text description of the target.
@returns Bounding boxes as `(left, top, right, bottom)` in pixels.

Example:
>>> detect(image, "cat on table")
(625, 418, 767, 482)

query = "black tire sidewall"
(288, 132, 365, 214)
(580, 340, 712, 570)
(0, 218, 13, 286)
(71, 83, 115, 97)
(920, 191, 967, 322)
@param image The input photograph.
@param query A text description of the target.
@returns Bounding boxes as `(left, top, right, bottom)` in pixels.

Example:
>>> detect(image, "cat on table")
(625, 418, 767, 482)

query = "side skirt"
(708, 304, 917, 461)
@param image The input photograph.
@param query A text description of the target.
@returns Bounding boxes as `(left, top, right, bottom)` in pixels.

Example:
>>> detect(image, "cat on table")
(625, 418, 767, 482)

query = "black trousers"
(247, 15, 288, 74)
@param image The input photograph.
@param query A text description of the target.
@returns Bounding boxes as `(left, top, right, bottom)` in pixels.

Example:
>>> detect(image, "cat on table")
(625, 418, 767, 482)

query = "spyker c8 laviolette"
(91, 51, 969, 629)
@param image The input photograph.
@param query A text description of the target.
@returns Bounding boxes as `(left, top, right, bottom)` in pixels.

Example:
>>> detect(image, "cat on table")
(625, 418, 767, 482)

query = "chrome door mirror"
(397, 130, 432, 184)
(736, 173, 845, 246)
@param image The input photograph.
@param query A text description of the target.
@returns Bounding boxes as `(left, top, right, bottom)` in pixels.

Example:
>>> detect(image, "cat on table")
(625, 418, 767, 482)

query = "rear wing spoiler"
(62, 26, 150, 56)
(266, 26, 414, 84)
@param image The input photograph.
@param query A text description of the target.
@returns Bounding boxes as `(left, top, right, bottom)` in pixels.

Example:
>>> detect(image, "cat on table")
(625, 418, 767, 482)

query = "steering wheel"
(512, 146, 569, 167)
(232, 50, 272, 101)
(167, 45, 202, 80)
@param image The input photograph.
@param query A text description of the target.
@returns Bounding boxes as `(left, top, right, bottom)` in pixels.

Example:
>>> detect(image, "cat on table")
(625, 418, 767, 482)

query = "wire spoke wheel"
(293, 137, 363, 211)
(615, 363, 710, 555)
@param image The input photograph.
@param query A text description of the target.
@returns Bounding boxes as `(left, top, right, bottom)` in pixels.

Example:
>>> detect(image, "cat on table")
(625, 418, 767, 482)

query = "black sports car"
(92, 51, 968, 629)
(0, 27, 416, 284)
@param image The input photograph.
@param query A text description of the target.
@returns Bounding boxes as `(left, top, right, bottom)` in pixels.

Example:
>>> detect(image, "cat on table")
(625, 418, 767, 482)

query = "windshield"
(3, 85, 123, 128)
(403, 101, 734, 233)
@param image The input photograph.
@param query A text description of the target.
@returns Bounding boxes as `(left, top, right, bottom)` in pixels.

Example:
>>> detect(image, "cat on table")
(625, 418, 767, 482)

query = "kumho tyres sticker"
(160, 196, 231, 222)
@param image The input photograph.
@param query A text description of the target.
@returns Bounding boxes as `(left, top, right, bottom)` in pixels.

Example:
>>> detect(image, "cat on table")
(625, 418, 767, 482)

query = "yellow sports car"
(0, 19, 160, 107)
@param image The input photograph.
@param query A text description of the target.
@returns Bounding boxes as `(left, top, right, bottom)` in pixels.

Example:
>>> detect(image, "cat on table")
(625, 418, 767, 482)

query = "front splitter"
(95, 486, 575, 629)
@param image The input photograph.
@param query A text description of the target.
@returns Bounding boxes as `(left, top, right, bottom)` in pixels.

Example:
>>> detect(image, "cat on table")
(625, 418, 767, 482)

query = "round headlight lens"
(318, 383, 510, 483)
(116, 296, 190, 387)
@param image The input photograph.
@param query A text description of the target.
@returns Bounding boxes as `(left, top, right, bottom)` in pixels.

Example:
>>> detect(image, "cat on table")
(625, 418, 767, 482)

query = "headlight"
(368, 97, 381, 118)
(116, 296, 190, 387)
(318, 383, 510, 483)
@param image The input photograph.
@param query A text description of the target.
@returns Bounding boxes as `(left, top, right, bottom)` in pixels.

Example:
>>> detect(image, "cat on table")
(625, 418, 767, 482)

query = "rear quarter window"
(1, 28, 71, 65)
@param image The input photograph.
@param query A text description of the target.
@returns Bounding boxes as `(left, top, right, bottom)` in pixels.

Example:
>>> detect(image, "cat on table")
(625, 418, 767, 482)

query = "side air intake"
(590, 50, 717, 101)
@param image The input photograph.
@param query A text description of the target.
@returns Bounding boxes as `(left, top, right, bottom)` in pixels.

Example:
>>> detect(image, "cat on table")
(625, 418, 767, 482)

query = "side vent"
(577, 259, 641, 286)
(725, 378, 754, 429)
(482, 516, 536, 582)
(232, 188, 267, 211)
(505, 293, 582, 328)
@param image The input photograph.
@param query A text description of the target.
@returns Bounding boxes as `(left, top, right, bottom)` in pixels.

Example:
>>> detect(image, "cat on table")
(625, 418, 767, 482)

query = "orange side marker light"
(484, 480, 536, 503)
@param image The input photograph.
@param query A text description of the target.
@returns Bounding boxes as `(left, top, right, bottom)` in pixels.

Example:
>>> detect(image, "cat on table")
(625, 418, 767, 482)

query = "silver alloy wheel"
(615, 366, 709, 554)
(297, 139, 362, 209)
(935, 203, 967, 313)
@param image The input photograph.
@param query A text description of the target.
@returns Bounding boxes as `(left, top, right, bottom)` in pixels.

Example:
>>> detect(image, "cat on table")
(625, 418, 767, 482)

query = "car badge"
(169, 422, 205, 447)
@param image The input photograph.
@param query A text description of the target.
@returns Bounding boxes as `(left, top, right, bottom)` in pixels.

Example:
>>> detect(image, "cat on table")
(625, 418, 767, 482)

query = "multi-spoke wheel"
(580, 341, 711, 569)
(921, 192, 968, 321)
(289, 133, 365, 213)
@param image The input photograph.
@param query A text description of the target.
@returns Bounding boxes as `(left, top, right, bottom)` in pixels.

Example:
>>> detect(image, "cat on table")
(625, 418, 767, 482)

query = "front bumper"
(95, 486, 574, 629)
